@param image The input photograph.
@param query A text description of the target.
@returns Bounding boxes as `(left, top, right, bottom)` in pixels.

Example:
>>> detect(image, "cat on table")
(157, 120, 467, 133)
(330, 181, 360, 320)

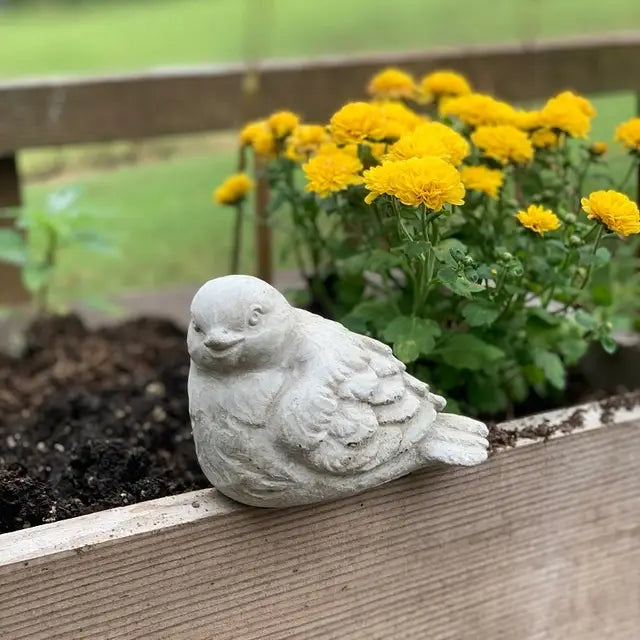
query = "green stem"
(230, 202, 243, 273)
(616, 158, 637, 191)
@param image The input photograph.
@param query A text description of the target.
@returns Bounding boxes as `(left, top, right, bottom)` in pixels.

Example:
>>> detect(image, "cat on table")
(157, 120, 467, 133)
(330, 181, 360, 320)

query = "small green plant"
(0, 186, 118, 314)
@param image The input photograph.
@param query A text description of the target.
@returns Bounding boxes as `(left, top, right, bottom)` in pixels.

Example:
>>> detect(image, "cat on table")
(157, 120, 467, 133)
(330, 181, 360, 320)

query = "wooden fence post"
(0, 153, 28, 305)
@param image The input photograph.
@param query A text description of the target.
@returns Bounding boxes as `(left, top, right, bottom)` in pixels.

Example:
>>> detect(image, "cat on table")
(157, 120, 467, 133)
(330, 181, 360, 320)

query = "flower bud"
(564, 213, 577, 224)
(500, 251, 513, 262)
(569, 234, 582, 246)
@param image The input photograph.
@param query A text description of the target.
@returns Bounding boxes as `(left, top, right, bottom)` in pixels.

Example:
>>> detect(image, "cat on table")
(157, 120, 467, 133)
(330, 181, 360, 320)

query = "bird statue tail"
(425, 413, 489, 466)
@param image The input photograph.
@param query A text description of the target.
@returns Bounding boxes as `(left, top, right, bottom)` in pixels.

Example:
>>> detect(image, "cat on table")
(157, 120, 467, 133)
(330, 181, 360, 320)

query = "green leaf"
(469, 376, 509, 413)
(400, 240, 430, 260)
(22, 264, 50, 294)
(435, 333, 504, 371)
(574, 309, 597, 331)
(340, 250, 401, 276)
(437, 267, 484, 298)
(600, 335, 618, 355)
(342, 299, 398, 334)
(0, 228, 27, 266)
(532, 349, 566, 390)
(462, 301, 500, 327)
(382, 316, 442, 363)
(433, 238, 467, 267)
(558, 338, 588, 365)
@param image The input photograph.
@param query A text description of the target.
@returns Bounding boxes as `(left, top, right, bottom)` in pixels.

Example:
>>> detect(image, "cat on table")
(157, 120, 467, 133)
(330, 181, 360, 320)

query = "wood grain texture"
(2, 33, 640, 150)
(0, 153, 28, 304)
(1, 399, 639, 640)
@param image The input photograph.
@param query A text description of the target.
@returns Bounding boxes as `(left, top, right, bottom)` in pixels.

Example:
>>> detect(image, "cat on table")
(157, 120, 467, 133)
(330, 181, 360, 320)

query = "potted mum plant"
(1, 68, 639, 640)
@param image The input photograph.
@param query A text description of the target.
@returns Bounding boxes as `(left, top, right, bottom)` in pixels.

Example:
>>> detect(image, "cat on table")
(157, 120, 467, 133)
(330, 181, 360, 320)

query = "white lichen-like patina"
(188, 275, 488, 507)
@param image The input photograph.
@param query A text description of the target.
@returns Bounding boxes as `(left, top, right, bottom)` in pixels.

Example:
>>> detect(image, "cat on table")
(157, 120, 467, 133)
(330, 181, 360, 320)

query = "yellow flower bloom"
(285, 124, 329, 161)
(614, 117, 640, 152)
(516, 205, 561, 234)
(303, 147, 363, 197)
(363, 157, 465, 210)
(589, 141, 608, 156)
(329, 102, 387, 144)
(555, 91, 596, 118)
(513, 110, 542, 131)
(471, 125, 534, 165)
(539, 92, 594, 138)
(439, 93, 516, 127)
(367, 68, 417, 100)
(531, 128, 559, 149)
(267, 110, 300, 138)
(213, 173, 254, 205)
(239, 120, 276, 157)
(581, 190, 640, 236)
(374, 100, 426, 138)
(385, 122, 470, 166)
(421, 70, 472, 100)
(329, 101, 422, 145)
(459, 165, 504, 199)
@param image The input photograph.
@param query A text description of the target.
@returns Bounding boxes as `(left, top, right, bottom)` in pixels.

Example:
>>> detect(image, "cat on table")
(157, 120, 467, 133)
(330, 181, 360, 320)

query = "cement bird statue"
(188, 275, 488, 507)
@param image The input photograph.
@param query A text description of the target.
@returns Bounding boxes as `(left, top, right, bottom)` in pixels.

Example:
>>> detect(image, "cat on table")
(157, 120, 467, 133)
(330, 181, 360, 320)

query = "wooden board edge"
(1, 394, 638, 568)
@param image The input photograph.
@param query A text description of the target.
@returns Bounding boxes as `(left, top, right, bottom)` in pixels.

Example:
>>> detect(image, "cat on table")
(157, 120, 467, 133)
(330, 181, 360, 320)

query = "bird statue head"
(188, 275, 295, 374)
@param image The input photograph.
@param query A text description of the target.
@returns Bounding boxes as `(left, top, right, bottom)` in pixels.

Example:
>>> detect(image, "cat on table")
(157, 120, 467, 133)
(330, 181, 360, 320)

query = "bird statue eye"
(248, 305, 263, 327)
(193, 322, 203, 334)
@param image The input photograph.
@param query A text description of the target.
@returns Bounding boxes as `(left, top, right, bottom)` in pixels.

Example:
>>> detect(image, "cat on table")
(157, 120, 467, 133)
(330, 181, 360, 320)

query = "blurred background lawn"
(2, 0, 640, 302)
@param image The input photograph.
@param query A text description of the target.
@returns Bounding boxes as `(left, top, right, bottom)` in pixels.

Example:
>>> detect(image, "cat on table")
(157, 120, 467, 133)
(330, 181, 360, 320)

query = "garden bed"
(1, 313, 637, 533)
(1, 394, 639, 639)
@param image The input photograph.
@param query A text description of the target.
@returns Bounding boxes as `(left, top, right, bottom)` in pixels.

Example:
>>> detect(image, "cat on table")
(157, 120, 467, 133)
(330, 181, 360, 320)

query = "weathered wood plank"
(0, 153, 28, 304)
(2, 33, 640, 150)
(1, 400, 638, 640)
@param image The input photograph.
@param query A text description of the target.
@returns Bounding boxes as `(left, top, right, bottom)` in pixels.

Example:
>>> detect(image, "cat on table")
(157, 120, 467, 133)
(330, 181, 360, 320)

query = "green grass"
(1, 0, 639, 78)
(24, 152, 243, 301)
(5, 0, 640, 300)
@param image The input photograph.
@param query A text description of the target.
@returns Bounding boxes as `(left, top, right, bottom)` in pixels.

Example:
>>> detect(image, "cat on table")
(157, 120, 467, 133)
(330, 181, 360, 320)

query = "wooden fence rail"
(1, 32, 640, 301)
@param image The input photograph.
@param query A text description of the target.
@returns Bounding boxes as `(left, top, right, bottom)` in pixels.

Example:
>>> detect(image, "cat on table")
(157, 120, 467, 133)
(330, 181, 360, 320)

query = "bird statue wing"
(278, 310, 446, 475)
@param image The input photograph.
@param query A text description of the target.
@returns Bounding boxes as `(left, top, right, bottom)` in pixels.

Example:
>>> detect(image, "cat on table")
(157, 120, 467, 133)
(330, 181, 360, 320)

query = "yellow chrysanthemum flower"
(373, 100, 426, 138)
(367, 68, 417, 100)
(363, 157, 465, 210)
(555, 91, 596, 117)
(421, 70, 472, 100)
(516, 204, 561, 235)
(513, 110, 542, 131)
(439, 93, 516, 127)
(213, 173, 254, 205)
(539, 92, 594, 138)
(267, 110, 300, 138)
(581, 190, 640, 236)
(459, 165, 504, 199)
(329, 101, 423, 145)
(303, 147, 363, 197)
(239, 120, 276, 157)
(285, 124, 329, 161)
(385, 122, 470, 166)
(531, 128, 559, 149)
(329, 102, 388, 144)
(614, 117, 640, 152)
(589, 141, 608, 156)
(471, 125, 534, 165)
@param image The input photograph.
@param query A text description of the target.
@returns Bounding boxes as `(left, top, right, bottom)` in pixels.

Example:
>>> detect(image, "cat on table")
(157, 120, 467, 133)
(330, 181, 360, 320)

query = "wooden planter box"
(1, 396, 639, 640)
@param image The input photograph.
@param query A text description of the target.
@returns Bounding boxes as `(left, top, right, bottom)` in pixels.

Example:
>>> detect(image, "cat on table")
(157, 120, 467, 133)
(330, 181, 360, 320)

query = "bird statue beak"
(204, 332, 245, 353)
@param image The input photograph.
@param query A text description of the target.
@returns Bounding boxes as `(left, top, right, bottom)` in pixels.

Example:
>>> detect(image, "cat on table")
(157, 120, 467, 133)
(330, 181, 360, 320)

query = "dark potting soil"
(1, 315, 636, 534)
(0, 315, 208, 534)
